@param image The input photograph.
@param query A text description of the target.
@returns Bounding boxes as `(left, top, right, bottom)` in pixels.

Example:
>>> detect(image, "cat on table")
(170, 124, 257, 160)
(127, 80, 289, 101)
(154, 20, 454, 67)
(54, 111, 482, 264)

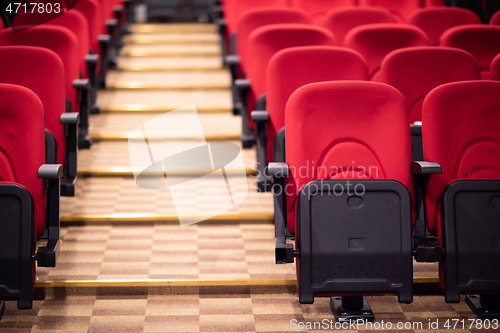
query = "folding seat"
(0, 83, 62, 311)
(74, 0, 113, 89)
(408, 7, 481, 45)
(12, 10, 101, 114)
(375, 47, 480, 160)
(218, 0, 289, 55)
(268, 81, 414, 321)
(0, 46, 79, 196)
(319, 7, 396, 46)
(344, 23, 430, 79)
(421, 80, 500, 318)
(236, 24, 336, 148)
(0, 25, 92, 150)
(289, 0, 357, 24)
(227, 7, 309, 114)
(252, 46, 369, 191)
(358, 0, 423, 22)
(440, 24, 500, 79)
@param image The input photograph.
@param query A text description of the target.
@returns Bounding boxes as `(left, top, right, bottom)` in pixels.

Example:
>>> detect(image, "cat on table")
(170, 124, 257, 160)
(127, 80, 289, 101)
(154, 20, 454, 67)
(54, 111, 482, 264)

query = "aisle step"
(97, 90, 231, 112)
(116, 56, 223, 71)
(122, 33, 219, 45)
(120, 44, 220, 57)
(77, 141, 257, 176)
(89, 113, 241, 141)
(128, 23, 217, 34)
(105, 70, 230, 89)
(60, 177, 273, 224)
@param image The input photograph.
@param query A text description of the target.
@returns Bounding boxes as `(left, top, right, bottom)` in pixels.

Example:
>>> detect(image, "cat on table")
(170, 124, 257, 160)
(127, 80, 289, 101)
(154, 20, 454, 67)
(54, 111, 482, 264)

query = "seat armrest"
(268, 162, 289, 177)
(73, 79, 92, 149)
(73, 79, 90, 90)
(85, 54, 99, 65)
(225, 55, 240, 66)
(235, 79, 250, 91)
(251, 110, 269, 123)
(37, 164, 63, 179)
(60, 112, 79, 124)
(411, 161, 442, 175)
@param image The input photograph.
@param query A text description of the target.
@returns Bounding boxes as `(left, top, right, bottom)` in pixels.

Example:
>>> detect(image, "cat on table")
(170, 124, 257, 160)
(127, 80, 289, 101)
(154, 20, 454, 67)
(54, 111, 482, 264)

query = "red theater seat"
(345, 23, 430, 79)
(358, 0, 423, 23)
(0, 83, 62, 310)
(0, 46, 79, 196)
(0, 25, 92, 150)
(375, 47, 480, 124)
(236, 24, 335, 148)
(227, 7, 309, 114)
(319, 7, 396, 46)
(421, 81, 500, 312)
(289, 0, 357, 24)
(490, 52, 500, 80)
(409, 7, 480, 45)
(440, 24, 500, 79)
(490, 9, 500, 25)
(252, 46, 369, 190)
(269, 81, 413, 321)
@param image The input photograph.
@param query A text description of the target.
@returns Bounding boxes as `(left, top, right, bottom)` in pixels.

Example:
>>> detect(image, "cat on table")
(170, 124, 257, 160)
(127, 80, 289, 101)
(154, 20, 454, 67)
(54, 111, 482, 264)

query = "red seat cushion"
(290, 0, 357, 23)
(358, 0, 423, 23)
(0, 83, 45, 236)
(408, 7, 480, 45)
(375, 46, 481, 124)
(266, 46, 369, 163)
(422, 81, 500, 232)
(285, 81, 414, 234)
(440, 24, 500, 80)
(0, 46, 66, 166)
(237, 7, 309, 73)
(319, 7, 396, 46)
(345, 23, 430, 79)
(245, 24, 336, 129)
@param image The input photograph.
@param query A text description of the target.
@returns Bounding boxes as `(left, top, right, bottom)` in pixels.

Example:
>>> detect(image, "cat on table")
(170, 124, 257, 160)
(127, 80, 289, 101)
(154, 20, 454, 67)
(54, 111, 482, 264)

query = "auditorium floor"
(0, 22, 483, 332)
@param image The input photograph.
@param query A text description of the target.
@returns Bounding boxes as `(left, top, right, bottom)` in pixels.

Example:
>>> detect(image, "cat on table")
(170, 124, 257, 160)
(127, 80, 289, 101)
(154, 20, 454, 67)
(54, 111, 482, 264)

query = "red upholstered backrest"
(13, 10, 90, 76)
(289, 0, 357, 23)
(375, 47, 481, 124)
(422, 81, 500, 231)
(358, 0, 423, 22)
(285, 81, 413, 234)
(224, 0, 289, 35)
(74, 0, 102, 54)
(319, 7, 396, 46)
(490, 10, 500, 25)
(490, 53, 500, 80)
(440, 25, 500, 79)
(344, 23, 430, 79)
(409, 7, 480, 45)
(0, 83, 46, 235)
(0, 25, 81, 113)
(237, 8, 309, 72)
(266, 46, 369, 163)
(0, 46, 66, 166)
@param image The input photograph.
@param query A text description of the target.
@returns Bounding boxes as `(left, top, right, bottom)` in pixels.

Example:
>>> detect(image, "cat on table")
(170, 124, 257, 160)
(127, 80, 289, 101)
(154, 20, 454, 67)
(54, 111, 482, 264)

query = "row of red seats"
(0, 0, 131, 314)
(269, 78, 500, 321)
(215, 1, 500, 322)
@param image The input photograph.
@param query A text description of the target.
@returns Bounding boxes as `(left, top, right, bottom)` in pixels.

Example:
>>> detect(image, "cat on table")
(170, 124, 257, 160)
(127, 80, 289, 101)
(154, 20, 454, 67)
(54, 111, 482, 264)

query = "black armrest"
(251, 110, 269, 123)
(252, 110, 271, 192)
(235, 79, 250, 91)
(106, 18, 118, 33)
(73, 79, 92, 149)
(98, 34, 111, 87)
(268, 162, 289, 177)
(60, 113, 79, 196)
(411, 161, 442, 175)
(225, 55, 240, 66)
(270, 162, 292, 264)
(85, 54, 100, 114)
(36, 164, 62, 267)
